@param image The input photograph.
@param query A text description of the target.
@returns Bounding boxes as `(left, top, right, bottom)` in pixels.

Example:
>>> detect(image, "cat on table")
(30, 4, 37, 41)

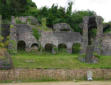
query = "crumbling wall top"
(53, 23, 72, 32)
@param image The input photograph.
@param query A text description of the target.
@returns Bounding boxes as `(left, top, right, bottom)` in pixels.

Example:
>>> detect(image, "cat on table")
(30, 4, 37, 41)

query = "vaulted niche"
(58, 43, 67, 52)
(17, 41, 26, 51)
(45, 43, 54, 53)
(88, 16, 97, 45)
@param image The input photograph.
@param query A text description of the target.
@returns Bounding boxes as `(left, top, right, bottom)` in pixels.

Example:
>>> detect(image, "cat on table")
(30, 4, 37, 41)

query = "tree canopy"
(0, 0, 96, 33)
(36, 2, 96, 33)
(0, 0, 37, 19)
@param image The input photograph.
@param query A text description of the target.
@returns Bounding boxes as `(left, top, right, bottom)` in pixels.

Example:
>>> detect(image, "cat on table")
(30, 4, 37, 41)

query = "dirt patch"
(0, 81, 111, 85)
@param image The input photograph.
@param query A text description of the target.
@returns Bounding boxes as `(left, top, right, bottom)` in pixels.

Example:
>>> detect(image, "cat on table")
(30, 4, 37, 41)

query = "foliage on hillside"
(0, 0, 96, 33)
(12, 51, 111, 69)
(0, 0, 37, 19)
(36, 3, 96, 33)
(32, 28, 40, 40)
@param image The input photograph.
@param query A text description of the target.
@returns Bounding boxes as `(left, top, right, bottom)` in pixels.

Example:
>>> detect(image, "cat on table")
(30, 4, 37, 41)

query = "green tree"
(0, 0, 97, 34)
(36, 3, 95, 33)
(0, 0, 37, 19)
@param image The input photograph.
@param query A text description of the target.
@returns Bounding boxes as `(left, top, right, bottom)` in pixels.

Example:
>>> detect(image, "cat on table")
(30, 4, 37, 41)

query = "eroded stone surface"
(53, 23, 72, 32)
(1, 15, 111, 56)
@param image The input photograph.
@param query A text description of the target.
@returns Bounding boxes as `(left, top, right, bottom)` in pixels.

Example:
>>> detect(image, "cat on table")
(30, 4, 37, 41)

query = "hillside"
(12, 52, 111, 69)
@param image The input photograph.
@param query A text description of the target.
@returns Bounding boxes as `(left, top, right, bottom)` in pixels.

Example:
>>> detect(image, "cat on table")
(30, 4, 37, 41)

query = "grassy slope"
(12, 52, 111, 69)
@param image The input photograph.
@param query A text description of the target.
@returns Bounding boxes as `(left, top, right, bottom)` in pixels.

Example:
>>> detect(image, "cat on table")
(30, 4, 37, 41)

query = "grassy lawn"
(11, 52, 111, 69)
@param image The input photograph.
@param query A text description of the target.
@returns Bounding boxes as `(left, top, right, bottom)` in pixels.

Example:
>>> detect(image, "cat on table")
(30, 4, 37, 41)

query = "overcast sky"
(32, 0, 111, 22)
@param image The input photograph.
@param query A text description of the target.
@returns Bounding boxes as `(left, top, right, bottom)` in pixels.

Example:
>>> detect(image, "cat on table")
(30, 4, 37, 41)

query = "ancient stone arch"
(17, 41, 26, 51)
(31, 43, 39, 51)
(31, 43, 39, 47)
(58, 43, 67, 53)
(45, 43, 55, 53)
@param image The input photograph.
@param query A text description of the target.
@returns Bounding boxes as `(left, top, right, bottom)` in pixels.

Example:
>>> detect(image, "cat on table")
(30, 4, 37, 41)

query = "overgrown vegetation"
(88, 28, 97, 45)
(58, 44, 67, 53)
(1, 0, 111, 70)
(103, 22, 111, 33)
(32, 28, 41, 40)
(0, 0, 37, 19)
(0, 0, 96, 33)
(72, 43, 81, 54)
(16, 18, 26, 24)
(36, 4, 95, 33)
(0, 35, 9, 48)
(12, 51, 111, 69)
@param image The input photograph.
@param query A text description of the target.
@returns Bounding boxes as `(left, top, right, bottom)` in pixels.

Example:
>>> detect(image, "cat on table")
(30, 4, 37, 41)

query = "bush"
(16, 18, 26, 24)
(93, 52, 100, 59)
(58, 44, 67, 53)
(72, 43, 81, 54)
(59, 48, 67, 53)
(32, 28, 41, 40)
(104, 28, 111, 33)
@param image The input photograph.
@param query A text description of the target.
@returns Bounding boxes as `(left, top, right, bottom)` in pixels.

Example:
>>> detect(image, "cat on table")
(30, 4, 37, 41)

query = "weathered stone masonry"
(8, 16, 17, 53)
(81, 16, 103, 55)
(0, 69, 111, 81)
(3, 16, 39, 52)
(1, 15, 111, 55)
(40, 32, 82, 53)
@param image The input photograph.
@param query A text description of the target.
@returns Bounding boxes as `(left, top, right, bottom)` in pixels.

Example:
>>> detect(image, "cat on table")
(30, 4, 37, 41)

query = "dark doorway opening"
(88, 16, 97, 45)
(31, 43, 39, 51)
(58, 43, 67, 52)
(45, 43, 53, 53)
(17, 41, 26, 51)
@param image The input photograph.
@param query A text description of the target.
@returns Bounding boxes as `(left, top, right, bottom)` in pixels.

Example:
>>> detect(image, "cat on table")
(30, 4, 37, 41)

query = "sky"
(32, 0, 111, 22)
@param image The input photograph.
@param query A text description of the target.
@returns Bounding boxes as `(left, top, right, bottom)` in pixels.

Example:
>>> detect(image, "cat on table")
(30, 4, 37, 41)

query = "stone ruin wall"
(16, 24, 38, 50)
(0, 16, 39, 52)
(101, 33, 111, 56)
(15, 16, 39, 25)
(0, 68, 111, 81)
(1, 15, 111, 55)
(40, 32, 82, 53)
(81, 16, 103, 55)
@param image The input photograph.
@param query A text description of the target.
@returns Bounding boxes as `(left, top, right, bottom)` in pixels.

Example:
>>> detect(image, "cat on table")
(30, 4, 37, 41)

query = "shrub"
(93, 52, 100, 59)
(8, 39, 17, 54)
(16, 18, 26, 24)
(41, 18, 46, 28)
(10, 25, 14, 29)
(89, 28, 97, 38)
(72, 43, 81, 54)
(0, 36, 9, 48)
(27, 18, 31, 24)
(32, 28, 41, 40)
(58, 44, 67, 53)
(53, 46, 58, 52)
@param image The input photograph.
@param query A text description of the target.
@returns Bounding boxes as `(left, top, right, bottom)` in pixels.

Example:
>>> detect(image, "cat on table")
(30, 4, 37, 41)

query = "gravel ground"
(0, 81, 111, 85)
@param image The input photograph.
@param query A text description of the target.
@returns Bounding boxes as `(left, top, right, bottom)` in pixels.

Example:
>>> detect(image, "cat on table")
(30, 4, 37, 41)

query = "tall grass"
(11, 51, 111, 69)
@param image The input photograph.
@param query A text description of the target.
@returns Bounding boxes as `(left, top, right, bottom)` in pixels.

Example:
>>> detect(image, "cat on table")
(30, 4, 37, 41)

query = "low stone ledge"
(0, 69, 111, 81)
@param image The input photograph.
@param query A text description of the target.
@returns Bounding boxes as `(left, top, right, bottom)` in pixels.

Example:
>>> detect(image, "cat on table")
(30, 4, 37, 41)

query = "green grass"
(11, 51, 111, 69)
(0, 79, 59, 83)
(0, 56, 5, 59)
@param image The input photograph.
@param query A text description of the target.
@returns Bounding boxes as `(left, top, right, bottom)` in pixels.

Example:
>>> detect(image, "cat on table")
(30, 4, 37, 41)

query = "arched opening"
(45, 43, 54, 53)
(88, 17, 97, 45)
(31, 43, 39, 51)
(17, 41, 26, 51)
(58, 43, 67, 53)
(72, 43, 81, 54)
